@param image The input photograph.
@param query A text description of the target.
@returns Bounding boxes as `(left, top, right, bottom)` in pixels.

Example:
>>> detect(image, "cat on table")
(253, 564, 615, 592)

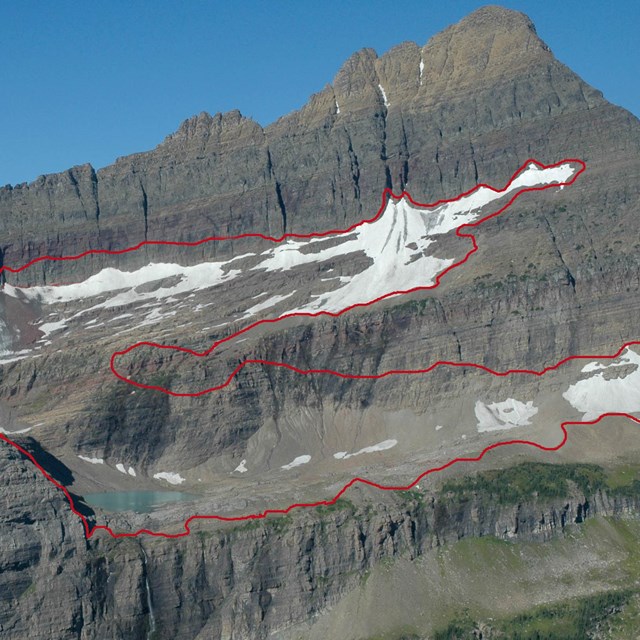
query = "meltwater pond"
(83, 491, 196, 514)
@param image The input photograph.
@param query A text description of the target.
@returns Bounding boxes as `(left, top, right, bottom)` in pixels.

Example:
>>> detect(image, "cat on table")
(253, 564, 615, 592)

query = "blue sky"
(1, 1, 638, 186)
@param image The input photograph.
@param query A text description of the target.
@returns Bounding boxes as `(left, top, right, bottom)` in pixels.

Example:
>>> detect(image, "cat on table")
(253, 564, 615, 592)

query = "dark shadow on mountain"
(17, 437, 97, 521)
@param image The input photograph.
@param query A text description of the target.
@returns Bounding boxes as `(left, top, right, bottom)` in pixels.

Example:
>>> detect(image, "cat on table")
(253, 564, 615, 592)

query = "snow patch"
(115, 463, 127, 474)
(38, 319, 68, 338)
(334, 439, 397, 460)
(18, 260, 244, 312)
(138, 307, 178, 328)
(234, 459, 248, 473)
(0, 426, 32, 435)
(1, 284, 20, 299)
(335, 99, 340, 114)
(0, 349, 34, 365)
(475, 398, 538, 432)
(582, 362, 607, 373)
(281, 455, 311, 470)
(153, 471, 186, 485)
(563, 348, 640, 420)
(419, 57, 424, 84)
(243, 291, 296, 318)
(251, 162, 577, 316)
(78, 455, 104, 465)
(128, 466, 136, 477)
(109, 313, 134, 323)
(378, 84, 390, 108)
(580, 350, 639, 374)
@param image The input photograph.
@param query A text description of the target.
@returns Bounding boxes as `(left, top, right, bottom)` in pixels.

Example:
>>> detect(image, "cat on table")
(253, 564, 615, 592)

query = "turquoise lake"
(83, 491, 196, 514)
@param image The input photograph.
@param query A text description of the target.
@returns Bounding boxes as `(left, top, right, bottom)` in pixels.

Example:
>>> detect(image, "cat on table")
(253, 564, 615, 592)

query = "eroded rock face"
(1, 6, 640, 639)
(2, 438, 639, 640)
(0, 7, 626, 288)
(0, 3, 638, 470)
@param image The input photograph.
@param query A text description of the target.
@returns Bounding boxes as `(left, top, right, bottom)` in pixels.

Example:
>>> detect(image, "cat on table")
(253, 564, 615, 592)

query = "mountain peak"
(322, 5, 552, 119)
(458, 5, 536, 31)
(167, 109, 258, 144)
(418, 5, 551, 94)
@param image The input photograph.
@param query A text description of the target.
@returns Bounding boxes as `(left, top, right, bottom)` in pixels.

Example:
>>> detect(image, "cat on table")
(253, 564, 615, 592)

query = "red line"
(0, 158, 580, 277)
(107, 158, 587, 396)
(3, 410, 640, 539)
(4, 156, 632, 540)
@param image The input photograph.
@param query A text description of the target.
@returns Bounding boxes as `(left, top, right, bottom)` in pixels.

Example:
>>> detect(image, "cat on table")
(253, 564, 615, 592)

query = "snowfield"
(6, 159, 627, 513)
(4, 162, 578, 342)
(281, 455, 311, 470)
(153, 471, 186, 485)
(475, 398, 539, 432)
(333, 439, 398, 460)
(563, 348, 640, 420)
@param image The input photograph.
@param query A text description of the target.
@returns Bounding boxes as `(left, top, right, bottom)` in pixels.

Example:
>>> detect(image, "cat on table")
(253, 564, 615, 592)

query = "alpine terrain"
(1, 5, 640, 639)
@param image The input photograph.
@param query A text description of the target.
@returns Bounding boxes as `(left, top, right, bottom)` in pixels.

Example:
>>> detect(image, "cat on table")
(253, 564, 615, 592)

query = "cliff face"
(0, 4, 638, 474)
(0, 7, 634, 287)
(1, 6, 640, 639)
(3, 440, 639, 640)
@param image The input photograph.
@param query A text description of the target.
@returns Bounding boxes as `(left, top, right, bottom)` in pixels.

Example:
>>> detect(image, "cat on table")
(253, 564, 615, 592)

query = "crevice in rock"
(542, 213, 576, 290)
(453, 331, 463, 361)
(274, 180, 287, 234)
(399, 116, 410, 190)
(91, 166, 101, 232)
(139, 181, 149, 241)
(379, 104, 392, 191)
(469, 138, 479, 184)
(266, 148, 287, 234)
(384, 165, 393, 191)
(140, 546, 156, 640)
(435, 145, 444, 194)
(67, 169, 88, 221)
(344, 129, 362, 213)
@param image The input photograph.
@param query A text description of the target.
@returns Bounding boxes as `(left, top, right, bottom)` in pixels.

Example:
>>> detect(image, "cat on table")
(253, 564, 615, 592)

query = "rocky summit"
(1, 6, 640, 639)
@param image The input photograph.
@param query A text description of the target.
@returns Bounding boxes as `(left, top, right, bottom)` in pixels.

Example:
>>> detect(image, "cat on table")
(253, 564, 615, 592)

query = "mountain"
(1, 6, 640, 639)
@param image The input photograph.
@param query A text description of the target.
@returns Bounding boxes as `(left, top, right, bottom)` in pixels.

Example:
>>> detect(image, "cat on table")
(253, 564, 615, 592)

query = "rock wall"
(0, 7, 636, 287)
(2, 440, 639, 640)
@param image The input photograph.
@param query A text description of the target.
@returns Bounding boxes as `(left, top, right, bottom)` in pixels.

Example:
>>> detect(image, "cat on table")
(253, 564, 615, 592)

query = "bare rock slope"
(1, 6, 640, 639)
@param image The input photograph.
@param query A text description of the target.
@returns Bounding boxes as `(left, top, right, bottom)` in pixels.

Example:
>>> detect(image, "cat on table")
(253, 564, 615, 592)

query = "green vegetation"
(231, 513, 294, 535)
(313, 498, 356, 516)
(351, 517, 640, 640)
(433, 590, 635, 639)
(437, 461, 640, 507)
(439, 462, 608, 505)
(396, 488, 424, 506)
(605, 463, 640, 491)
(231, 500, 356, 536)
(18, 581, 36, 599)
(393, 297, 431, 316)
(195, 529, 215, 541)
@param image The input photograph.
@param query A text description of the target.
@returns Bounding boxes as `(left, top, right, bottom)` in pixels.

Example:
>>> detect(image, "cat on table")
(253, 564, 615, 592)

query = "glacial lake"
(83, 491, 196, 514)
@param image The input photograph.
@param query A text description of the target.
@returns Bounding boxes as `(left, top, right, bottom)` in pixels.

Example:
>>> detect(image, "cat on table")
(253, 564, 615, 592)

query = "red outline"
(107, 158, 587, 396)
(3, 409, 640, 539)
(3, 156, 636, 540)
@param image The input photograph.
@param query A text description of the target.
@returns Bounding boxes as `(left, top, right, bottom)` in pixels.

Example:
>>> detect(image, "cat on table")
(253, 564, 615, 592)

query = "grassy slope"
(285, 462, 640, 640)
